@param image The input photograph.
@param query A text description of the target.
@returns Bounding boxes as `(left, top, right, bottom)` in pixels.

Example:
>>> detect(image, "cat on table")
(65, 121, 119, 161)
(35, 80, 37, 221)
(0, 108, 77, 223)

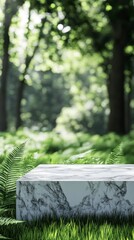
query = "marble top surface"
(17, 164, 134, 181)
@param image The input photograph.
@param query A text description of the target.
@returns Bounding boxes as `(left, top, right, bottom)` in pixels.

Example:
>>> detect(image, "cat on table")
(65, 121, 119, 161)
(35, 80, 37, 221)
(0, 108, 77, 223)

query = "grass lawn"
(1, 129, 134, 239)
(1, 217, 134, 240)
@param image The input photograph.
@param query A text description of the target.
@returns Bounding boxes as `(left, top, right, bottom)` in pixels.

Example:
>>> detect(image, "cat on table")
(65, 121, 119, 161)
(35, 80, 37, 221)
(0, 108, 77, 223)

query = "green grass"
(1, 129, 134, 239)
(1, 217, 134, 240)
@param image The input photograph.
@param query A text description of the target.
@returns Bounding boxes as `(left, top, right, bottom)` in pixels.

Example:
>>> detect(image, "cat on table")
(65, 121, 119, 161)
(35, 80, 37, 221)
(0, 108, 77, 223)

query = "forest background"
(0, 0, 134, 135)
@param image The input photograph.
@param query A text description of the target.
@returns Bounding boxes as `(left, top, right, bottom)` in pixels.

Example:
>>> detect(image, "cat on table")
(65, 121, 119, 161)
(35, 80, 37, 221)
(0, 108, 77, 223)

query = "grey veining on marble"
(17, 164, 134, 181)
(16, 165, 134, 220)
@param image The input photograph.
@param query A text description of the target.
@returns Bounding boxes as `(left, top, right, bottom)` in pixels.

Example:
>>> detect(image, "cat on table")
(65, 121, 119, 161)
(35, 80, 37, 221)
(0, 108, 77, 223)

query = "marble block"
(16, 164, 134, 220)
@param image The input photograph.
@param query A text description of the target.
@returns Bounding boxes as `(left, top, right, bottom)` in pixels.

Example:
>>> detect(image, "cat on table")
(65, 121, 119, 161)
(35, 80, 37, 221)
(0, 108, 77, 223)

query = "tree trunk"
(108, 19, 128, 135)
(0, 0, 24, 131)
(0, 1, 11, 131)
(125, 78, 132, 133)
(16, 77, 26, 129)
(16, 17, 45, 129)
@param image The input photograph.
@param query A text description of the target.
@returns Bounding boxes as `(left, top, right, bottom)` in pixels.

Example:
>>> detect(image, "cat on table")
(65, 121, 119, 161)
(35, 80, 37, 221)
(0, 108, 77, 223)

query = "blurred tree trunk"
(0, 0, 24, 131)
(125, 78, 132, 133)
(16, 17, 45, 129)
(108, 17, 128, 135)
(0, 0, 11, 131)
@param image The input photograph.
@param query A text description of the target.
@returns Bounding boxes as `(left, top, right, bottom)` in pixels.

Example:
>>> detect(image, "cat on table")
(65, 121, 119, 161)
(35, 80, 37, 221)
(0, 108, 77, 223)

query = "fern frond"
(0, 217, 23, 239)
(107, 144, 125, 164)
(0, 143, 25, 208)
(0, 208, 9, 215)
(0, 143, 26, 240)
(0, 234, 10, 239)
(0, 217, 23, 226)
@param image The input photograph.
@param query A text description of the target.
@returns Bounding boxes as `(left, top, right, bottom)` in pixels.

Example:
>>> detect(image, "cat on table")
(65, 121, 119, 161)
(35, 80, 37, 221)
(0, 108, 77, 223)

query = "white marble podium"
(16, 164, 134, 220)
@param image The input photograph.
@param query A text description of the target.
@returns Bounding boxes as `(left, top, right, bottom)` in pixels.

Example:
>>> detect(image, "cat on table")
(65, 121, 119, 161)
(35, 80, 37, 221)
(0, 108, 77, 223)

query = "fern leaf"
(0, 217, 23, 226)
(0, 143, 25, 208)
(0, 234, 10, 239)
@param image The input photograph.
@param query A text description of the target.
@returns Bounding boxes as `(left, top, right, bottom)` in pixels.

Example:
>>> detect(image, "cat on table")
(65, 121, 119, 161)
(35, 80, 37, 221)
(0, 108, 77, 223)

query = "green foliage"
(1, 129, 134, 166)
(0, 216, 23, 239)
(0, 0, 134, 134)
(0, 234, 10, 240)
(1, 130, 134, 239)
(1, 217, 134, 240)
(22, 71, 72, 130)
(0, 143, 25, 209)
(0, 143, 25, 239)
(0, 217, 22, 226)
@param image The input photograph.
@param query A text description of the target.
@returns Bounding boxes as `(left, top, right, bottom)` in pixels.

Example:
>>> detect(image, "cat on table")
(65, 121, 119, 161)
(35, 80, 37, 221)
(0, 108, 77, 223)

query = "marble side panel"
(16, 180, 134, 220)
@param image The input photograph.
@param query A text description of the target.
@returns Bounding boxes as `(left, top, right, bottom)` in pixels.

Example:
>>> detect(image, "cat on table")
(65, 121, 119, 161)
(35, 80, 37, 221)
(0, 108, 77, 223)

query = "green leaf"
(0, 143, 25, 208)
